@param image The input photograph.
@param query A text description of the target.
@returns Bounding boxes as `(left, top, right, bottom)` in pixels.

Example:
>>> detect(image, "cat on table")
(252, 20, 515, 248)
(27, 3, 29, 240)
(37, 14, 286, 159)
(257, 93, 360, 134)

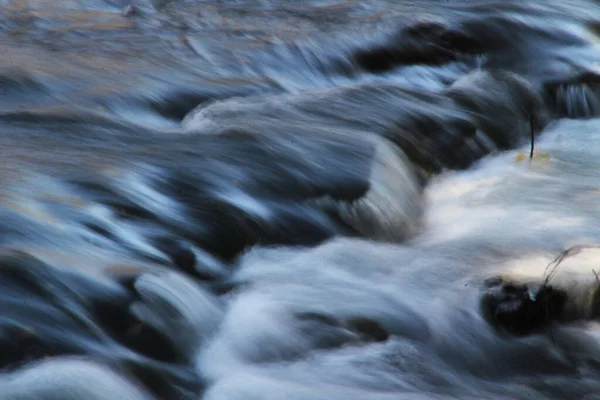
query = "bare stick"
(593, 269, 600, 286)
(529, 114, 535, 159)
(544, 245, 600, 286)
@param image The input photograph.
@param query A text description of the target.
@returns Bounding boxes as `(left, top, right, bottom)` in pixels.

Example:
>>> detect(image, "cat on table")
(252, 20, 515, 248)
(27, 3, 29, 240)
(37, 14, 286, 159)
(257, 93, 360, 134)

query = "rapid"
(3, 1, 600, 399)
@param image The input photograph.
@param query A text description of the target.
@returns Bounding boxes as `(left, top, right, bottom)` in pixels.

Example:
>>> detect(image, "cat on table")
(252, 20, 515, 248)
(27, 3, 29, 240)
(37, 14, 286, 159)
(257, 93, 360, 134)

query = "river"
(3, 1, 600, 399)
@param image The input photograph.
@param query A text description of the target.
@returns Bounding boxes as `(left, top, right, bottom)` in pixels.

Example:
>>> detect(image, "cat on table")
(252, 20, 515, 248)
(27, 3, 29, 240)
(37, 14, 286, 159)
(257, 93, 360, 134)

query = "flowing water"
(4, 1, 600, 399)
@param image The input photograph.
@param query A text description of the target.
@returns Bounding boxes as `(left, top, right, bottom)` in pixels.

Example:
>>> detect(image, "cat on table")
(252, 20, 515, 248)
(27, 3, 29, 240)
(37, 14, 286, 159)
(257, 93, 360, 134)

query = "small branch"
(529, 114, 535, 159)
(593, 269, 600, 286)
(544, 245, 600, 286)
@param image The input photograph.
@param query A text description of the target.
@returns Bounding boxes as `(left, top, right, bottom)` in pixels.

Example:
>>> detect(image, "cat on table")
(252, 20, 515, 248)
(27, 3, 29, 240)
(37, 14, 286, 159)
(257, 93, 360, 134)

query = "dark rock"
(481, 277, 568, 336)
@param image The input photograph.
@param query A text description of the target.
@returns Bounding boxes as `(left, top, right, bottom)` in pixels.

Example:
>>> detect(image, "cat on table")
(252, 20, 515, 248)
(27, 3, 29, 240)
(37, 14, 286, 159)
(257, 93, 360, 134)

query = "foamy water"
(3, 1, 600, 399)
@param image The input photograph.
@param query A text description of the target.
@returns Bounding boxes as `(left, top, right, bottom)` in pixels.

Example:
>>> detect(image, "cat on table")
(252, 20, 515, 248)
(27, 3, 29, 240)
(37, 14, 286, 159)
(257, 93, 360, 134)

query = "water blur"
(4, 1, 600, 399)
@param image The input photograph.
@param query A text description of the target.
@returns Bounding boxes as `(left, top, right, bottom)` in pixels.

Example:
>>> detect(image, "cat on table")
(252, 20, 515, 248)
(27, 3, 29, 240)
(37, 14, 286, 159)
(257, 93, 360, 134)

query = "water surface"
(3, 1, 600, 399)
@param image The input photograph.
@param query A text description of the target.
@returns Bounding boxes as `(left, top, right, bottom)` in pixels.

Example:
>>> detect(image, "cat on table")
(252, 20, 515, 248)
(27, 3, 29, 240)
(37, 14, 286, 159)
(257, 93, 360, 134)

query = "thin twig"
(593, 269, 600, 286)
(544, 245, 600, 286)
(529, 114, 535, 159)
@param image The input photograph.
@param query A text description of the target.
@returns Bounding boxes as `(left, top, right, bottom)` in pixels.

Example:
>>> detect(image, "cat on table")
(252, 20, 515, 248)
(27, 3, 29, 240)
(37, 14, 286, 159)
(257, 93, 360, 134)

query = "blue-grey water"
(3, 1, 600, 399)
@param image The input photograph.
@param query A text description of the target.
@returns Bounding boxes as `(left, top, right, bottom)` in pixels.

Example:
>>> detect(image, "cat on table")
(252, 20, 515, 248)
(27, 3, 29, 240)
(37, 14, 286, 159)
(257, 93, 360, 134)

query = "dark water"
(4, 1, 600, 399)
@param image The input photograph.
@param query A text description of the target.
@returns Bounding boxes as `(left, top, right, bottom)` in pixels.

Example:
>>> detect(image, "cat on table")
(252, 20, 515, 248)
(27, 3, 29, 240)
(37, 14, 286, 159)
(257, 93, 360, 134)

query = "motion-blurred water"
(4, 1, 600, 399)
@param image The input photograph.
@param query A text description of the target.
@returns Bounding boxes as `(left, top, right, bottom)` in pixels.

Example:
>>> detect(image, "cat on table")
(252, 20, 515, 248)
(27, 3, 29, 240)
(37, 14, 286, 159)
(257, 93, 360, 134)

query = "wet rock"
(481, 277, 568, 336)
(346, 317, 390, 342)
(122, 5, 139, 17)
